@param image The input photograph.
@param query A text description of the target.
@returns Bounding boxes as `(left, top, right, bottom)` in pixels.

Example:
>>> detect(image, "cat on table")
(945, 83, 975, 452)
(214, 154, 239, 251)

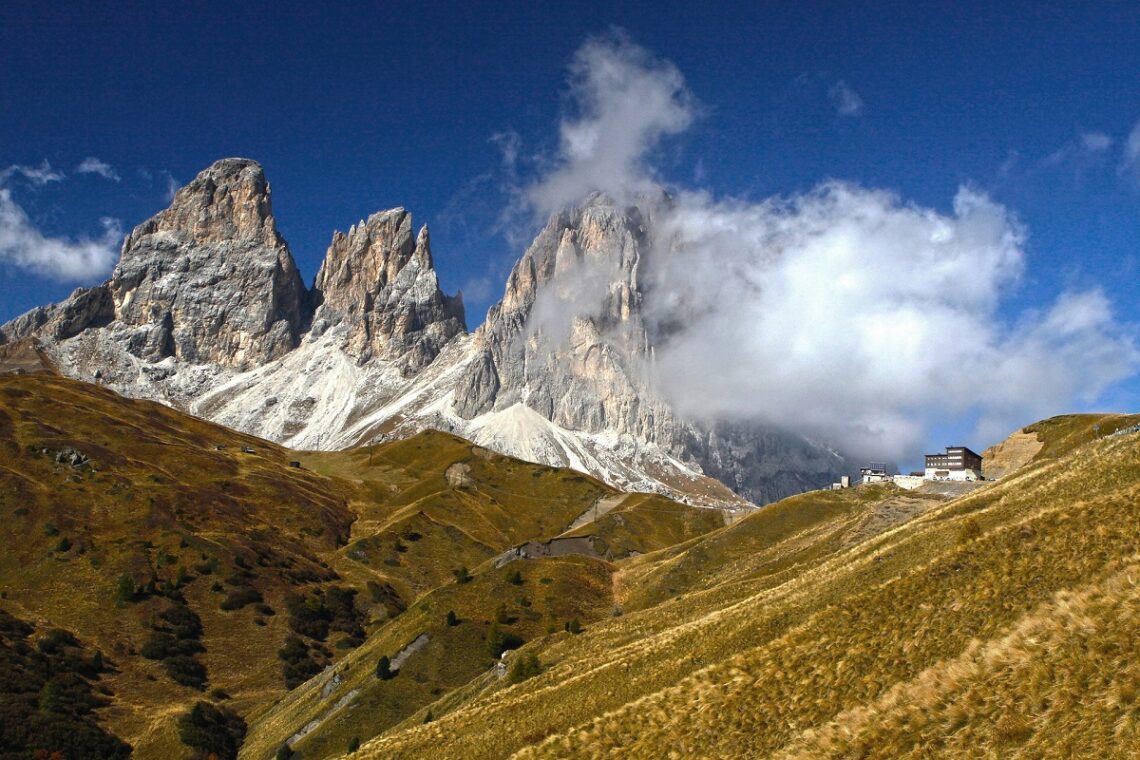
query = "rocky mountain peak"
(312, 207, 465, 369)
(0, 158, 309, 372)
(456, 196, 663, 440)
(134, 158, 281, 248)
(103, 157, 308, 370)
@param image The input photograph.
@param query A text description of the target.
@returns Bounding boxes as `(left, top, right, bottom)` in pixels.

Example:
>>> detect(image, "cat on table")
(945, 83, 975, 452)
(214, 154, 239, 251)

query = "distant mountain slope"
(344, 417, 1140, 759)
(2, 158, 845, 507)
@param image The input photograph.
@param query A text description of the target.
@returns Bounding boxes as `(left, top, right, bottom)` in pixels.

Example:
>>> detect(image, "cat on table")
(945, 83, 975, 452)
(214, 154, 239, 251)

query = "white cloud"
(1044, 130, 1115, 169)
(490, 130, 522, 176)
(643, 184, 1136, 458)
(0, 182, 121, 281)
(828, 80, 865, 117)
(1080, 132, 1112, 152)
(524, 30, 695, 216)
(0, 160, 64, 187)
(516, 37, 1139, 461)
(1122, 119, 1140, 176)
(76, 156, 120, 181)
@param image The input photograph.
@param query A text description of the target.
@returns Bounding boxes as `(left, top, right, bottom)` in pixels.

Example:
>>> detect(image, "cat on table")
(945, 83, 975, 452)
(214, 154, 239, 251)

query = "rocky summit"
(1, 157, 844, 507)
(4, 159, 308, 372)
(312, 208, 465, 371)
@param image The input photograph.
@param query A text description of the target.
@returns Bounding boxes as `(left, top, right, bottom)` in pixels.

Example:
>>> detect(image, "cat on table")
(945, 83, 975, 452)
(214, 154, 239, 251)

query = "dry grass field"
(1, 373, 1135, 759)
(347, 414, 1140, 760)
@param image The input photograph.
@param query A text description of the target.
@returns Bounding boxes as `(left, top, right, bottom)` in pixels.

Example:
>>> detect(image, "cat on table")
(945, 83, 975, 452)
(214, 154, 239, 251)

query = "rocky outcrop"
(3, 159, 309, 372)
(312, 208, 465, 371)
(107, 158, 308, 369)
(455, 193, 673, 444)
(453, 193, 845, 504)
(1, 286, 113, 344)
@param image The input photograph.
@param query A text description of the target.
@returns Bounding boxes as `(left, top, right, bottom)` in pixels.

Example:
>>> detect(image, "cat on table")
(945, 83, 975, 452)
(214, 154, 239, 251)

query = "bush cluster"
(0, 608, 131, 759)
(177, 701, 246, 760)
(139, 598, 208, 689)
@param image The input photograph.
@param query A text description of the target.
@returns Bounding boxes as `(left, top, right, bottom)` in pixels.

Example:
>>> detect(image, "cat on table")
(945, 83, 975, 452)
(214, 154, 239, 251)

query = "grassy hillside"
(0, 374, 694, 759)
(4, 373, 1134, 760)
(349, 417, 1140, 759)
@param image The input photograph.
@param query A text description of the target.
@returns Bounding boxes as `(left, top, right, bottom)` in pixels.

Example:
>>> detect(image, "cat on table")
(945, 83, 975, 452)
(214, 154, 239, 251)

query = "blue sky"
(2, 1, 1138, 463)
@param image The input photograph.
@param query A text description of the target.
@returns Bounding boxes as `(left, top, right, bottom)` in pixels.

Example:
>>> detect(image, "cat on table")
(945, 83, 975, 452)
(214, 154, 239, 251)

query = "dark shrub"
(177, 701, 246, 759)
(220, 587, 264, 611)
(164, 654, 207, 689)
(375, 655, 395, 680)
(508, 652, 543, 684)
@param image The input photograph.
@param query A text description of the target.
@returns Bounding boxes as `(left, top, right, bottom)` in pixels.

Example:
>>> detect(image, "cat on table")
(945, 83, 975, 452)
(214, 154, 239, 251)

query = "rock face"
(1, 286, 114, 344)
(312, 208, 465, 371)
(452, 192, 843, 504)
(2, 158, 846, 507)
(108, 158, 307, 369)
(455, 194, 669, 442)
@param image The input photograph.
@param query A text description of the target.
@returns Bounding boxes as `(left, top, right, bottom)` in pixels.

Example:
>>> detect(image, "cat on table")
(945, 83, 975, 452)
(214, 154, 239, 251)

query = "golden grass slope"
(350, 420, 1140, 759)
(0, 373, 720, 760)
(242, 452, 727, 760)
(0, 374, 355, 757)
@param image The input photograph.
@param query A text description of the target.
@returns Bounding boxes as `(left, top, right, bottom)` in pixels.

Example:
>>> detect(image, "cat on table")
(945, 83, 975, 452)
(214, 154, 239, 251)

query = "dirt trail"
(845, 493, 945, 546)
(561, 493, 630, 534)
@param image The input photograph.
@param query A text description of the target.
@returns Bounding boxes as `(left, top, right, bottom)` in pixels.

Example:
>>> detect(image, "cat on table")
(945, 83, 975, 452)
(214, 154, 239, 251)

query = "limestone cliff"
(108, 158, 308, 369)
(312, 208, 465, 371)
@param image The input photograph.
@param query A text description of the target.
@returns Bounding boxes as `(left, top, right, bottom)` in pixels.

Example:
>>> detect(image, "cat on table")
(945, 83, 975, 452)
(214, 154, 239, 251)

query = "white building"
(860, 462, 891, 484)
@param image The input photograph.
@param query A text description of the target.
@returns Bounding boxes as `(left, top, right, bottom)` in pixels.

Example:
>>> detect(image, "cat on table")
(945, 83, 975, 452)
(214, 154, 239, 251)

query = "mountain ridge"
(1, 157, 845, 507)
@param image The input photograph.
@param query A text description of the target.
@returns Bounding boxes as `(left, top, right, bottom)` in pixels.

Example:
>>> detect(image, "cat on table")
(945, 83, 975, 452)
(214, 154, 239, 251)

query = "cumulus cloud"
(828, 80, 865, 117)
(0, 160, 64, 187)
(516, 36, 1138, 460)
(76, 156, 120, 181)
(524, 30, 695, 216)
(643, 185, 1136, 457)
(0, 169, 121, 281)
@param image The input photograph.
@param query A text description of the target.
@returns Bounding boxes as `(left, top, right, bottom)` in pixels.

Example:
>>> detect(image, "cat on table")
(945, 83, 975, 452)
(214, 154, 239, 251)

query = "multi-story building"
(924, 446, 983, 481)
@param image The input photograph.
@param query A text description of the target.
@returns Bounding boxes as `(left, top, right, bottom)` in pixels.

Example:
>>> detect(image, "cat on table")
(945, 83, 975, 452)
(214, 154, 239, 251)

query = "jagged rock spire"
(312, 207, 465, 370)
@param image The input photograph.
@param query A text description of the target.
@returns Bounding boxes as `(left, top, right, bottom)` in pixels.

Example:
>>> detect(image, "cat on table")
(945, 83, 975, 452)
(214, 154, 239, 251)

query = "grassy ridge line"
(511, 434, 1140, 757)
(352, 430, 1139, 758)
(1022, 413, 1140, 463)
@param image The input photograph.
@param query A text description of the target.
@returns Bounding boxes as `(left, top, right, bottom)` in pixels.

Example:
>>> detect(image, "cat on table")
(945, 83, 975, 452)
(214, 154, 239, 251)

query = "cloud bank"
(519, 35, 1138, 460)
(0, 166, 121, 281)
